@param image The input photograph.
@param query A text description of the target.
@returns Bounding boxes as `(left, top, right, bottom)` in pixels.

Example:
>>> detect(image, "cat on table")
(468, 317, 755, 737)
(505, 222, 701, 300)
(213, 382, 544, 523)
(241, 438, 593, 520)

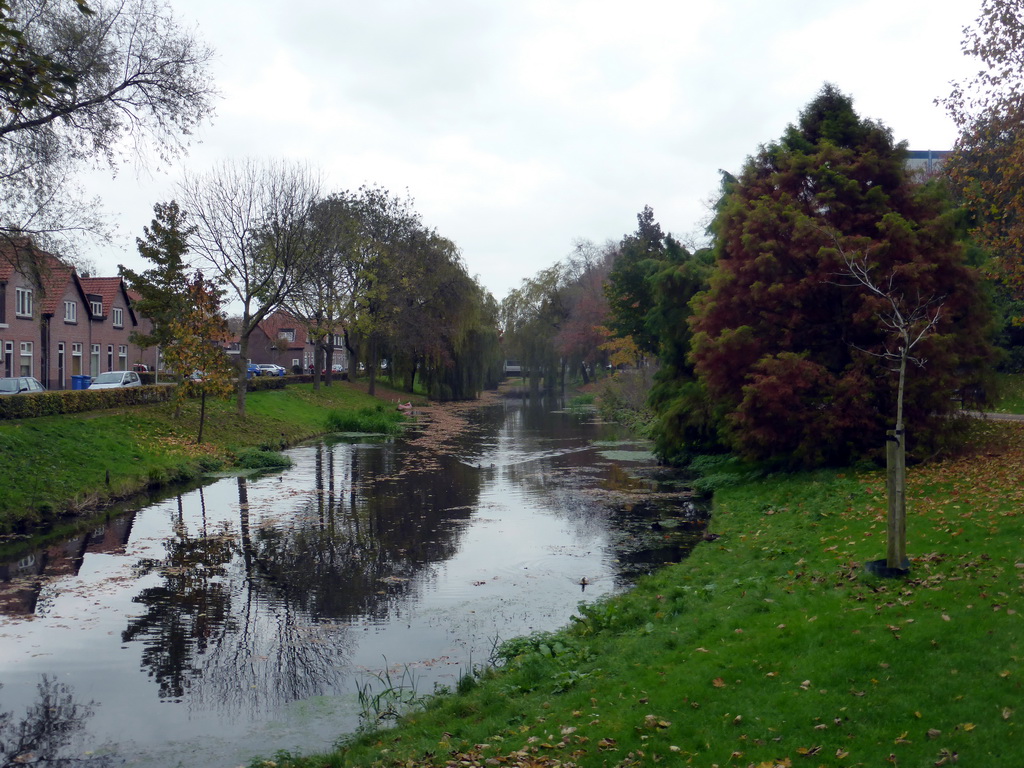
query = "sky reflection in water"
(0, 396, 706, 767)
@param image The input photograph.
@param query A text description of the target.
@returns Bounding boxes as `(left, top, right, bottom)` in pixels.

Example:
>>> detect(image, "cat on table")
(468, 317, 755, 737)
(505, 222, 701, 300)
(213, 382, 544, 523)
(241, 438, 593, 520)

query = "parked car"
(321, 364, 346, 375)
(0, 376, 45, 395)
(89, 370, 142, 389)
(132, 363, 149, 373)
(257, 363, 286, 377)
(246, 363, 262, 378)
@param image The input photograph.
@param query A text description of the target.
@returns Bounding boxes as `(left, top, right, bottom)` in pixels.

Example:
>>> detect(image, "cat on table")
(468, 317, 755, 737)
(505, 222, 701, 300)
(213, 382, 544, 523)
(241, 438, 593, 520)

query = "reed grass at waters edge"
(0, 381, 399, 532)
(273, 417, 1023, 768)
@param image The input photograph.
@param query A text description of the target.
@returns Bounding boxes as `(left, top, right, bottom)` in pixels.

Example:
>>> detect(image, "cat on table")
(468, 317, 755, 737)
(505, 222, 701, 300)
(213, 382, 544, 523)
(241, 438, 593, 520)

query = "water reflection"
(0, 676, 102, 768)
(0, 397, 708, 767)
(122, 491, 236, 700)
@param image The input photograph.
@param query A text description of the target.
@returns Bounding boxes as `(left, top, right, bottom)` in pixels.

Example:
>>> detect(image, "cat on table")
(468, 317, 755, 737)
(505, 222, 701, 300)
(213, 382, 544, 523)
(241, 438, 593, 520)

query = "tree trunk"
(368, 335, 378, 396)
(236, 332, 250, 417)
(886, 350, 909, 569)
(197, 389, 207, 444)
(313, 342, 323, 390)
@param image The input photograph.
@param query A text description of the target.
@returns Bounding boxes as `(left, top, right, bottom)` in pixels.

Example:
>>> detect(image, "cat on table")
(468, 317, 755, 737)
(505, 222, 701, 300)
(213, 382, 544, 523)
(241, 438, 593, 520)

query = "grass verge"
(271, 418, 1023, 767)
(0, 381, 402, 533)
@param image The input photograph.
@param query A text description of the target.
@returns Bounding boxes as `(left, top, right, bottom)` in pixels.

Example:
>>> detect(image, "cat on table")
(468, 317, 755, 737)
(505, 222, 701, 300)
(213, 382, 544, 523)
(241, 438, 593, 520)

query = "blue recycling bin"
(71, 374, 88, 390)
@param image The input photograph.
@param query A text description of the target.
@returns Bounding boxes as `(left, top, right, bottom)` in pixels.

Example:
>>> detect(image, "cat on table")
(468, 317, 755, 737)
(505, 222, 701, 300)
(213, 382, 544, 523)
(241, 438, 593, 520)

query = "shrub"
(0, 384, 175, 420)
(233, 448, 292, 470)
(325, 405, 406, 435)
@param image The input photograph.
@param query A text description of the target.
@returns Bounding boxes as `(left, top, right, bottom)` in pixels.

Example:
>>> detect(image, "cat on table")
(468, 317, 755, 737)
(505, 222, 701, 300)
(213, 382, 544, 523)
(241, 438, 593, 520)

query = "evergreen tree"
(120, 201, 194, 353)
(604, 205, 677, 356)
(689, 84, 997, 467)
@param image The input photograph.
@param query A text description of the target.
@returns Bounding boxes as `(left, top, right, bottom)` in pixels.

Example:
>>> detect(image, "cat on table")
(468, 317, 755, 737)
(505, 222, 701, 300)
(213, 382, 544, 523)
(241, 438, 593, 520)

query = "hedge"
(0, 373, 344, 420)
(0, 384, 175, 419)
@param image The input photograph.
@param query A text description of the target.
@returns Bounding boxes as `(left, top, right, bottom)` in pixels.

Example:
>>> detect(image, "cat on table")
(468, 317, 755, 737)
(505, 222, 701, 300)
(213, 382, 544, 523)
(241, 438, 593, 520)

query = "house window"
(118, 345, 127, 370)
(57, 342, 65, 388)
(278, 329, 295, 342)
(112, 307, 123, 327)
(90, 300, 102, 317)
(91, 344, 100, 375)
(64, 301, 77, 323)
(72, 342, 82, 376)
(19, 341, 32, 376)
(107, 345, 113, 371)
(15, 288, 32, 318)
(0, 288, 6, 323)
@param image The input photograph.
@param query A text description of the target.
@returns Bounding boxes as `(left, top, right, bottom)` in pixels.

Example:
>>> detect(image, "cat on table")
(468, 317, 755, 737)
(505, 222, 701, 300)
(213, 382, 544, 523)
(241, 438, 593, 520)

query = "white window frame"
(90, 300, 103, 317)
(64, 300, 77, 322)
(112, 307, 123, 327)
(91, 343, 101, 375)
(15, 288, 32, 318)
(118, 344, 128, 370)
(19, 341, 32, 376)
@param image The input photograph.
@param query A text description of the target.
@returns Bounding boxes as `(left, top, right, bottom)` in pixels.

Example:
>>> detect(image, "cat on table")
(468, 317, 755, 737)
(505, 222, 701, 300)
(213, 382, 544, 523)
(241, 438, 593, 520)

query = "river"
(0, 393, 706, 767)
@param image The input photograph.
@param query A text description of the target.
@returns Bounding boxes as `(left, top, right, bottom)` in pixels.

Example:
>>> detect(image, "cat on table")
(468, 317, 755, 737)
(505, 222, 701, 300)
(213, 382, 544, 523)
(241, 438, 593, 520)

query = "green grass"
(0, 381, 393, 532)
(325, 404, 408, 434)
(270, 419, 1024, 768)
(994, 372, 1024, 414)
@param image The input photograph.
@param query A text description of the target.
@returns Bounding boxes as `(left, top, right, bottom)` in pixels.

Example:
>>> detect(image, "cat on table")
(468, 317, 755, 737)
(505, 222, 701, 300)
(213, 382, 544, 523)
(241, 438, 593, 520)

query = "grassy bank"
(0, 381, 406, 532)
(272, 417, 1023, 768)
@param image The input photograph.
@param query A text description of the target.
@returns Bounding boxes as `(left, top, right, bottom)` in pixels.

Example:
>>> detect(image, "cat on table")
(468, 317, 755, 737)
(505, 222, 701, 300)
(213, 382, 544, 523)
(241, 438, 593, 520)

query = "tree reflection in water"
(122, 489, 237, 700)
(119, 440, 485, 716)
(0, 676, 103, 767)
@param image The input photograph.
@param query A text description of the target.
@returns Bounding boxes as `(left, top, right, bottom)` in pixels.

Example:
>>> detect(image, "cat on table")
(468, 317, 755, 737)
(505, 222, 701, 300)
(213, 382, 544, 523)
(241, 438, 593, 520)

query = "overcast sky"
(81, 0, 982, 301)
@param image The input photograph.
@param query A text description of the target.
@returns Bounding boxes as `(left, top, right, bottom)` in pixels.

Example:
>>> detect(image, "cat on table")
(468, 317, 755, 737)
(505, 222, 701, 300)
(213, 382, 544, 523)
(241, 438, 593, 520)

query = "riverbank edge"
(0, 380, 452, 539)
(273, 417, 1024, 768)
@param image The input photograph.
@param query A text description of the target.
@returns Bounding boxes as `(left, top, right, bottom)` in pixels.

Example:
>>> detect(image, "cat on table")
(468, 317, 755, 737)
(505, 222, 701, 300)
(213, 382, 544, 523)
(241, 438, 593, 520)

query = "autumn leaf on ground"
(796, 744, 822, 756)
(713, 677, 727, 688)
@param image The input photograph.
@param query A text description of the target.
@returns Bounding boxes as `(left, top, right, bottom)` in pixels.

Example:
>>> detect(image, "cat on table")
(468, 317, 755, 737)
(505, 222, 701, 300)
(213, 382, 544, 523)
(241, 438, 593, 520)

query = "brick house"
(248, 310, 347, 373)
(0, 240, 154, 389)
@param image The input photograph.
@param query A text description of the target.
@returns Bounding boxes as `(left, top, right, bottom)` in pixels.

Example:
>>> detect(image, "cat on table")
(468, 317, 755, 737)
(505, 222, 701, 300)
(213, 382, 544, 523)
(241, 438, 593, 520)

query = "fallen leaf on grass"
(713, 678, 727, 688)
(796, 745, 822, 756)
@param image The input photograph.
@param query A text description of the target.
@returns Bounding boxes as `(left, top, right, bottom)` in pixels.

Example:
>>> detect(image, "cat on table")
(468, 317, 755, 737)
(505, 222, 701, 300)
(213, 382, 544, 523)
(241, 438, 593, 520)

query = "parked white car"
(257, 363, 286, 376)
(89, 371, 143, 389)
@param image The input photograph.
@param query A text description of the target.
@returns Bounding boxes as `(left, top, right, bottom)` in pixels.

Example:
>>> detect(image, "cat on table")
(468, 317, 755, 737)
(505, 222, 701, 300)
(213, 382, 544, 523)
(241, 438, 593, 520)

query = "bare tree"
(833, 238, 944, 573)
(0, 0, 216, 255)
(179, 159, 322, 415)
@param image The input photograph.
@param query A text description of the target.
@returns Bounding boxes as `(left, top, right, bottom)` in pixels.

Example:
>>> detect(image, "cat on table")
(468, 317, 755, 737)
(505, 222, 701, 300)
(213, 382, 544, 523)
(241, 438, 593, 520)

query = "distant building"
(0, 240, 154, 388)
(247, 310, 347, 373)
(907, 150, 952, 181)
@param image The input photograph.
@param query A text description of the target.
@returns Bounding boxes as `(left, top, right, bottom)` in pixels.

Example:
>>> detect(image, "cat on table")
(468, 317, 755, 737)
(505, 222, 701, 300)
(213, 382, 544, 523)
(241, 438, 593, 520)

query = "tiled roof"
(78, 277, 124, 315)
(0, 239, 85, 314)
(258, 310, 309, 347)
(37, 259, 78, 316)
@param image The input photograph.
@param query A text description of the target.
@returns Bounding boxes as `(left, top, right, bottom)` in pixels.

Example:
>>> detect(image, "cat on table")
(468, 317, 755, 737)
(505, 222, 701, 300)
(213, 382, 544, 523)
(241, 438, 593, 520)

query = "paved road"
(967, 411, 1024, 421)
